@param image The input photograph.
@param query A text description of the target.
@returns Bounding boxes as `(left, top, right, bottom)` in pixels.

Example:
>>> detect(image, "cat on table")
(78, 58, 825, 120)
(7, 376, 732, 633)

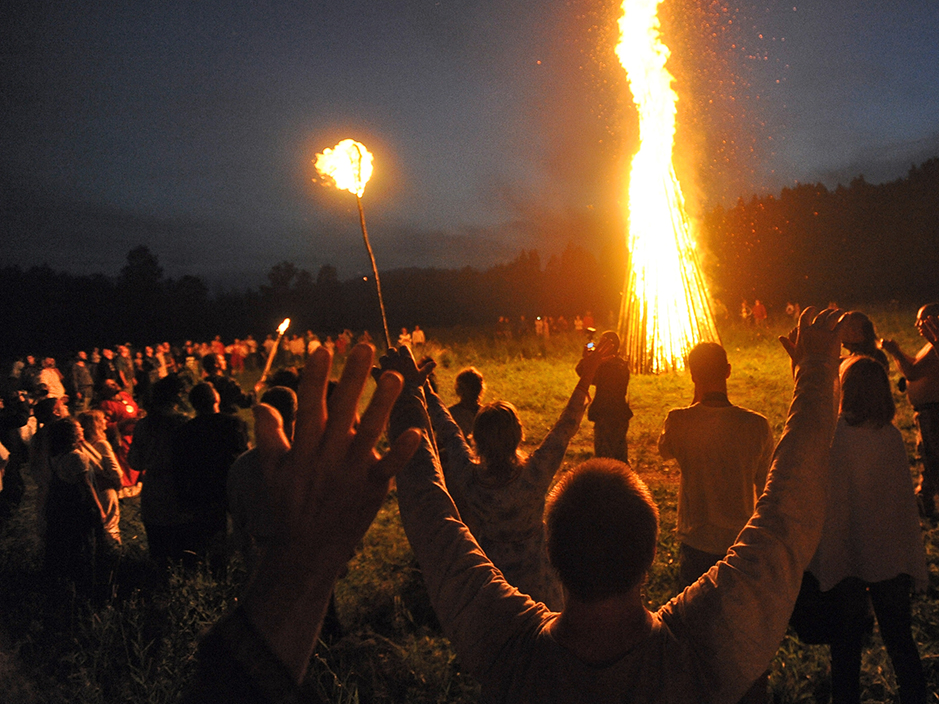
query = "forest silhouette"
(2, 157, 936, 357)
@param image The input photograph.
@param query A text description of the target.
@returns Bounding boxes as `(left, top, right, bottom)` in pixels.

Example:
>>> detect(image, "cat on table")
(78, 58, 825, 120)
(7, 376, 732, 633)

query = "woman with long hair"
(809, 356, 928, 704)
(45, 417, 107, 590)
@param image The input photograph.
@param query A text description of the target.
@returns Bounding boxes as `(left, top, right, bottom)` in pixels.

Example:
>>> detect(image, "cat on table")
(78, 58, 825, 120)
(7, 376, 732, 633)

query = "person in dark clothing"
(578, 331, 633, 463)
(202, 353, 254, 415)
(0, 392, 30, 519)
(174, 382, 248, 571)
(130, 375, 192, 571)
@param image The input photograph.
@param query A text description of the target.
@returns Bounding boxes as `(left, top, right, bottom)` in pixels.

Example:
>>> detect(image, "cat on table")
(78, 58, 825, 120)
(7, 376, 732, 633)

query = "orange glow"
(314, 139, 373, 197)
(616, 0, 719, 373)
(277, 318, 290, 336)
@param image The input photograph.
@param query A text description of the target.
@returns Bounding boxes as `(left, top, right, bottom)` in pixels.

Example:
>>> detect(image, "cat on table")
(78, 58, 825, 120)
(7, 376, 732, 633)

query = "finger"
(778, 336, 796, 359)
(349, 371, 404, 464)
(398, 344, 417, 368)
(254, 403, 291, 483)
(322, 344, 374, 456)
(292, 346, 331, 460)
(798, 306, 818, 330)
(369, 426, 422, 483)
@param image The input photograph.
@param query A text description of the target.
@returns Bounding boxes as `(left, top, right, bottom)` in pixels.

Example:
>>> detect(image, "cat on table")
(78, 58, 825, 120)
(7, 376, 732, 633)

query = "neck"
(549, 586, 652, 666)
(692, 381, 728, 405)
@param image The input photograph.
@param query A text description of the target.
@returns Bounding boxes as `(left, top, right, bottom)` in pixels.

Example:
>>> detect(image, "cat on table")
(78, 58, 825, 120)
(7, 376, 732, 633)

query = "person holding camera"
(577, 331, 632, 463)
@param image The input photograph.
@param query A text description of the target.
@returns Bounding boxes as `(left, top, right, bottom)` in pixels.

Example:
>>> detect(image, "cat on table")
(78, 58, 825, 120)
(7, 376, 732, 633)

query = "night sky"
(3, 0, 937, 286)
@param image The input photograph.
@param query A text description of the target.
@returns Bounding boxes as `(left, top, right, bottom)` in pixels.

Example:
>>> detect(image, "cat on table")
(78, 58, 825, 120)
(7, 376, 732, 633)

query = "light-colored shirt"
(658, 403, 774, 555)
(809, 417, 927, 591)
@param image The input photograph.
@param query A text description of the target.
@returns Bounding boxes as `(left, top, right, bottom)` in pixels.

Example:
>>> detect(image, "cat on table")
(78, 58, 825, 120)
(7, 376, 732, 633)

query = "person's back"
(659, 403, 773, 558)
(658, 343, 773, 588)
(175, 383, 248, 528)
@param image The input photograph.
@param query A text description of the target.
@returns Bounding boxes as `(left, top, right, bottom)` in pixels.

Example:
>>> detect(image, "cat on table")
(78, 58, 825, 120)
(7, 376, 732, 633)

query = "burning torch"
(314, 139, 391, 349)
(255, 317, 290, 395)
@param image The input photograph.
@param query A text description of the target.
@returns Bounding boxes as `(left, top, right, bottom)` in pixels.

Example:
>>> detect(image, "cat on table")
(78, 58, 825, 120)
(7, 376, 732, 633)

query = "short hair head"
(261, 386, 298, 435)
(48, 417, 82, 457)
(202, 353, 220, 375)
(687, 342, 729, 384)
(455, 367, 484, 403)
(189, 382, 220, 414)
(599, 330, 621, 355)
(100, 379, 121, 400)
(546, 459, 659, 602)
(149, 374, 185, 411)
(473, 401, 523, 465)
(839, 355, 895, 428)
(916, 303, 939, 327)
(33, 397, 60, 425)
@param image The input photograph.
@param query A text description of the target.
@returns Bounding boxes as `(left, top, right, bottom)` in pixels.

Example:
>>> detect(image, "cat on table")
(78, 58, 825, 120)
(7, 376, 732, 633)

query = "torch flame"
(277, 318, 290, 336)
(615, 0, 719, 373)
(315, 139, 373, 197)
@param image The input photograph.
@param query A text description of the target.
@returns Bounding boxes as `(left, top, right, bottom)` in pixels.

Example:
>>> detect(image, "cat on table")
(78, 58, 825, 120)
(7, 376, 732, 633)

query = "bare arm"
(882, 338, 925, 379)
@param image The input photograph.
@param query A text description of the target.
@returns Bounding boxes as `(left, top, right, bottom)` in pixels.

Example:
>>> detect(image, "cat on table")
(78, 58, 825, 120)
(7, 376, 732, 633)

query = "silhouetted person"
(447, 367, 484, 439)
(578, 331, 632, 463)
(202, 353, 253, 415)
(228, 386, 297, 576)
(130, 375, 192, 571)
(174, 383, 248, 572)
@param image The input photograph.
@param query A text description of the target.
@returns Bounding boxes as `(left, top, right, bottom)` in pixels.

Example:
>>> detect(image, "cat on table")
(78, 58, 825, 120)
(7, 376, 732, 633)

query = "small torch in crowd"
(255, 317, 290, 395)
(314, 139, 391, 349)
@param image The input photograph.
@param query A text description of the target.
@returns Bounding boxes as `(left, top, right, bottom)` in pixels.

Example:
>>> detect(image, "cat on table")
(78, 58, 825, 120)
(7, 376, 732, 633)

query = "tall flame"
(315, 139, 373, 197)
(277, 318, 290, 336)
(616, 0, 719, 373)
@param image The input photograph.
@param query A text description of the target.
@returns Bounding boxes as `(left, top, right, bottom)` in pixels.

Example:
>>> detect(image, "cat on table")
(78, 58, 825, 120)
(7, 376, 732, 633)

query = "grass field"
(1, 307, 937, 702)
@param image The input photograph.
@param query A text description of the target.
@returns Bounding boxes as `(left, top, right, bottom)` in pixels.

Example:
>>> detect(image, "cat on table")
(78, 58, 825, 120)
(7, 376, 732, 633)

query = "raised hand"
(778, 306, 844, 369)
(576, 337, 617, 386)
(375, 345, 437, 389)
(243, 343, 421, 682)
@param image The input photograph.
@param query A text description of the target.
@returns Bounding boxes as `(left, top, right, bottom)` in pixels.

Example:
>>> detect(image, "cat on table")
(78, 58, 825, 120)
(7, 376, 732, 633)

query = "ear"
(725, 363, 731, 380)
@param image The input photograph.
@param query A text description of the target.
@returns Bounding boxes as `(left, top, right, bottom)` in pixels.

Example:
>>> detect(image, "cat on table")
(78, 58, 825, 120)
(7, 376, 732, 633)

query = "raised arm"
(882, 337, 925, 379)
(527, 339, 615, 487)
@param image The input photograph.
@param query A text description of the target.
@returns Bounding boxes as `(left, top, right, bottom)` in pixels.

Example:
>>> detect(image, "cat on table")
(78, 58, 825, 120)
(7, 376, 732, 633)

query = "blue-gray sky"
(3, 0, 937, 286)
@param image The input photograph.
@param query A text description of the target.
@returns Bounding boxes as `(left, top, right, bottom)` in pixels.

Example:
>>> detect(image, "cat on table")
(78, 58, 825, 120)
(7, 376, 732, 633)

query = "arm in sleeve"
(424, 386, 475, 483)
(526, 387, 590, 490)
(657, 411, 676, 460)
(392, 392, 549, 683)
(95, 440, 125, 490)
(665, 356, 837, 703)
(754, 419, 774, 494)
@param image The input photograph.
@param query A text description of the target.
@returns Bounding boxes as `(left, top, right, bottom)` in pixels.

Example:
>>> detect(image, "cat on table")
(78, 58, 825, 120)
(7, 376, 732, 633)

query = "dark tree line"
(0, 243, 621, 358)
(700, 157, 939, 308)
(4, 155, 937, 357)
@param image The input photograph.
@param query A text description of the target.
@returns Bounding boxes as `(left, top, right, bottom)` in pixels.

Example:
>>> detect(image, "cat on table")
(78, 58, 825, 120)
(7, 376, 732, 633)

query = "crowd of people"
(185, 304, 934, 703)
(0, 305, 935, 703)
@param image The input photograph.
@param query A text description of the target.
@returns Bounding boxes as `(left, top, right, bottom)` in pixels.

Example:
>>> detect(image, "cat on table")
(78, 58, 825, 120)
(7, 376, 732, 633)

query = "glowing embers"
(616, 0, 719, 373)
